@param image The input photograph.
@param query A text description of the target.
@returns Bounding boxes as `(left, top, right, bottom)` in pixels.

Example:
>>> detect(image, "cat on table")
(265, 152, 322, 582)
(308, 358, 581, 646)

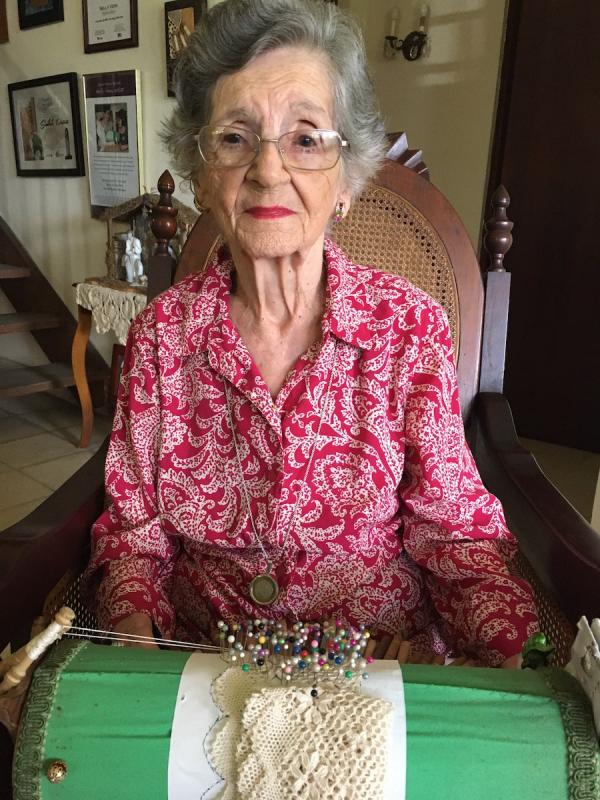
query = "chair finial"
(151, 170, 178, 256)
(483, 185, 513, 272)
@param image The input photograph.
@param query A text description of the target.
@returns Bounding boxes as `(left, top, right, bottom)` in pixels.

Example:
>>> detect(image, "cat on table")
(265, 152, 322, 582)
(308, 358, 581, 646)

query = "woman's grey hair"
(162, 0, 387, 197)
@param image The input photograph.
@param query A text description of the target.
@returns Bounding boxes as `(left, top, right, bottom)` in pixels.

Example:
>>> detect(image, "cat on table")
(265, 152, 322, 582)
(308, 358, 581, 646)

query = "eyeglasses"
(195, 126, 348, 171)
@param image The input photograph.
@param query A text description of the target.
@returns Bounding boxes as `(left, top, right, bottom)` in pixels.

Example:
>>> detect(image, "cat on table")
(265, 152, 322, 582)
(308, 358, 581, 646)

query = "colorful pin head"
(217, 617, 371, 687)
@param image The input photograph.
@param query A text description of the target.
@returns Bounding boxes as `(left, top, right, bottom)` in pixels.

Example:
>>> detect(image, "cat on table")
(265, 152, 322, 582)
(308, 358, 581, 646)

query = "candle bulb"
(389, 8, 399, 39)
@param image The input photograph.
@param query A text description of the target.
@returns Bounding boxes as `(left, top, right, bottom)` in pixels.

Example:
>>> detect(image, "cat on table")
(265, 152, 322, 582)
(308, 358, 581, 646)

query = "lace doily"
(207, 668, 393, 799)
(75, 281, 147, 344)
(566, 616, 600, 737)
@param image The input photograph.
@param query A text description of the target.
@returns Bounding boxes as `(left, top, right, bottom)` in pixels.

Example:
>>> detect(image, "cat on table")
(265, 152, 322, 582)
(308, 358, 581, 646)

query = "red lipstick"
(245, 206, 295, 219)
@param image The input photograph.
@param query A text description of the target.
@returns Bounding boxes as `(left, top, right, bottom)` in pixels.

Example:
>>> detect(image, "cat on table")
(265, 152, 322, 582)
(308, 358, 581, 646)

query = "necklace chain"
(224, 339, 338, 575)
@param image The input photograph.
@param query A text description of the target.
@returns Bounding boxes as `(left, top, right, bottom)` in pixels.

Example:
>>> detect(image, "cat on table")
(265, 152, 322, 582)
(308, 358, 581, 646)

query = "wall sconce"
(384, 4, 430, 61)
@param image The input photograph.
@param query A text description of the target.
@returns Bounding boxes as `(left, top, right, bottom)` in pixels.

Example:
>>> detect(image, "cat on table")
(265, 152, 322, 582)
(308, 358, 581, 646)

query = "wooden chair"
(1, 145, 598, 667)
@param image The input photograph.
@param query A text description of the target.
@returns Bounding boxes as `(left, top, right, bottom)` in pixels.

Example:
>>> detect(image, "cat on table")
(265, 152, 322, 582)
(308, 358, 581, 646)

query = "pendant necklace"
(224, 339, 338, 606)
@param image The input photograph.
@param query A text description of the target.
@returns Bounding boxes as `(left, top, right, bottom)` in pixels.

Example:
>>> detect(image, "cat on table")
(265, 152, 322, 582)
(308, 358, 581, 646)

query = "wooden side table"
(72, 277, 147, 448)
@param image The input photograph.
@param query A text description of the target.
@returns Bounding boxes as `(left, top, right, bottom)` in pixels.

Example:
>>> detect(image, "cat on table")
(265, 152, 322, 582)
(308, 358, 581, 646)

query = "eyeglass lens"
(198, 126, 342, 170)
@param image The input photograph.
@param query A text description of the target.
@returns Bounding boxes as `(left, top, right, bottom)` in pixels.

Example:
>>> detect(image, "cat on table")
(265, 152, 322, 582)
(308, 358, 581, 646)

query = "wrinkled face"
(196, 46, 351, 260)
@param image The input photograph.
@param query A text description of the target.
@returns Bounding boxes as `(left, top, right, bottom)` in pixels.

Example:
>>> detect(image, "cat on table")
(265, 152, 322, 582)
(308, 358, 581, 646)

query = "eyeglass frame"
(194, 125, 349, 171)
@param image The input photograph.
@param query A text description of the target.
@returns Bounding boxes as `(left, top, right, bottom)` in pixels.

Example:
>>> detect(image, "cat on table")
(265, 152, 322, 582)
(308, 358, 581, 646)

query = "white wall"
(346, 0, 507, 246)
(0, 0, 505, 363)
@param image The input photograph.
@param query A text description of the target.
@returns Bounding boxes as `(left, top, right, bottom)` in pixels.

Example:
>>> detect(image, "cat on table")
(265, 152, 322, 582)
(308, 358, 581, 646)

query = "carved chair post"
(147, 170, 179, 302)
(479, 186, 514, 393)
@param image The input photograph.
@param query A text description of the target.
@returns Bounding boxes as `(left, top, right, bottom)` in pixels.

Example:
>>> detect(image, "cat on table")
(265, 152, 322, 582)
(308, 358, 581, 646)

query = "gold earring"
(334, 201, 345, 223)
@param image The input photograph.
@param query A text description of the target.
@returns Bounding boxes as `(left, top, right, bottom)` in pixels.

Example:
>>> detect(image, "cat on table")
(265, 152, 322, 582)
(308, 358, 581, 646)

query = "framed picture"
(8, 73, 85, 177)
(83, 70, 143, 216)
(17, 0, 63, 30)
(165, 0, 206, 97)
(82, 0, 138, 54)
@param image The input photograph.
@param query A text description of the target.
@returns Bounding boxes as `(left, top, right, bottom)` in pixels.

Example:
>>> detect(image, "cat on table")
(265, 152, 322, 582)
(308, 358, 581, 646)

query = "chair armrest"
(0, 437, 108, 652)
(468, 392, 600, 625)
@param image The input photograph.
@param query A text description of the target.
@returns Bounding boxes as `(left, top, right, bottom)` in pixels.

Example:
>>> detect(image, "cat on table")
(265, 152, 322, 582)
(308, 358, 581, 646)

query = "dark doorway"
(486, 0, 600, 452)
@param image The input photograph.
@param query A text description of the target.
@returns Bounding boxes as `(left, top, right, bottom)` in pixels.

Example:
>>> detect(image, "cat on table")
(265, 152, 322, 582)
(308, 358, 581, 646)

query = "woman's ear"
(192, 169, 211, 212)
(192, 183, 210, 213)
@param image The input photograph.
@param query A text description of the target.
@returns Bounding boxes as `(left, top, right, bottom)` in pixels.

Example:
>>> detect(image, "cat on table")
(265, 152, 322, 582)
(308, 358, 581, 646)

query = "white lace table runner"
(75, 282, 147, 344)
(167, 655, 406, 800)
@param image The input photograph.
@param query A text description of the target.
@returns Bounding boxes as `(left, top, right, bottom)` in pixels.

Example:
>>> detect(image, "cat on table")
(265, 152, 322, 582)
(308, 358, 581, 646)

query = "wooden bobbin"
(0, 607, 75, 694)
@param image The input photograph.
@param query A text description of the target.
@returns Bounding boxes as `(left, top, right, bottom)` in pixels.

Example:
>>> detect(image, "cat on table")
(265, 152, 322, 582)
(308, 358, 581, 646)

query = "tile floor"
(521, 438, 600, 528)
(0, 365, 112, 529)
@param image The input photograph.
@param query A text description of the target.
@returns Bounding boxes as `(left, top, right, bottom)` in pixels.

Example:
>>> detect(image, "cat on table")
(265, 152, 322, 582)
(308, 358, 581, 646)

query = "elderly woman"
(84, 0, 538, 667)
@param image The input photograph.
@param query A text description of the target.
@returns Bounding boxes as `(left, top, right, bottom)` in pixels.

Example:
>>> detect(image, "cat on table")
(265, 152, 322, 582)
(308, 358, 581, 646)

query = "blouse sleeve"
(82, 308, 179, 636)
(399, 302, 538, 665)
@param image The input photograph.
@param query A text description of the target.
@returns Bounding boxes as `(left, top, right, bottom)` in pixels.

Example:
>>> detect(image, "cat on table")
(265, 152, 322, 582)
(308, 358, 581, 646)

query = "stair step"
(0, 363, 106, 398)
(0, 312, 61, 334)
(0, 264, 30, 279)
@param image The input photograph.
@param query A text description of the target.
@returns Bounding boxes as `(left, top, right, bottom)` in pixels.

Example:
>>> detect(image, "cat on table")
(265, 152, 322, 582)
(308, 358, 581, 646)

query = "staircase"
(0, 215, 108, 401)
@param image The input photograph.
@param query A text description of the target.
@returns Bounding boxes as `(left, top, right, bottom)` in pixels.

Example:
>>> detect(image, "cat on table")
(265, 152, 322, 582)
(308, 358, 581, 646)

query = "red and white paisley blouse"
(84, 239, 538, 665)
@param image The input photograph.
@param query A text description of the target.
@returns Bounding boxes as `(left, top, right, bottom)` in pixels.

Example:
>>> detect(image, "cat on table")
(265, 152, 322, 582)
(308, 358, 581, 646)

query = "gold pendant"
(249, 573, 279, 606)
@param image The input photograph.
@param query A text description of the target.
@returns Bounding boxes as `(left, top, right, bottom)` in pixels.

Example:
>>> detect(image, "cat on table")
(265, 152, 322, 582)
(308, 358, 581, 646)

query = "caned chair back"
(175, 160, 483, 418)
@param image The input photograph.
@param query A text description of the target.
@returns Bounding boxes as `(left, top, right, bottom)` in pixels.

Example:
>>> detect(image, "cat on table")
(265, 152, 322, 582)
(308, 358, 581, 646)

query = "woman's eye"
(296, 133, 317, 148)
(222, 133, 243, 146)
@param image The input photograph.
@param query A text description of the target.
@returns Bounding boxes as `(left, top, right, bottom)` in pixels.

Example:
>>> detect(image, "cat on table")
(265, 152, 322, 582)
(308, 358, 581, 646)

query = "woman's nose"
(247, 139, 289, 186)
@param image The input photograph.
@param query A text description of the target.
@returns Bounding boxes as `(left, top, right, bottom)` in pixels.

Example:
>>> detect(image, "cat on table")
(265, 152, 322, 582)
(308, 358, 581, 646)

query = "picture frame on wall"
(82, 0, 138, 54)
(8, 73, 85, 177)
(17, 0, 63, 30)
(83, 70, 143, 217)
(165, 0, 207, 97)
